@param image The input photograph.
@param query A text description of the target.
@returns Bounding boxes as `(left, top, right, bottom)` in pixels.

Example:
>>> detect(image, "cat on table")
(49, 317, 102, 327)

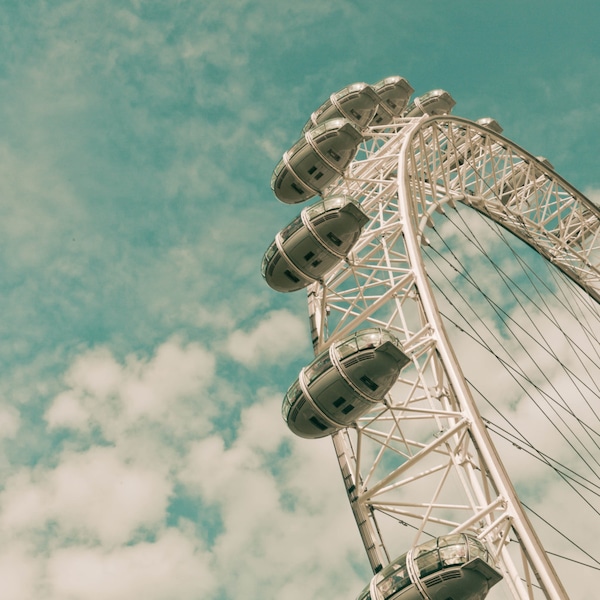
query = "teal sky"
(0, 1, 599, 598)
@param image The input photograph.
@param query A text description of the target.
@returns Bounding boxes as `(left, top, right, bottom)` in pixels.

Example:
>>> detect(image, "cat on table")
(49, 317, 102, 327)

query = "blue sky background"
(0, 1, 599, 598)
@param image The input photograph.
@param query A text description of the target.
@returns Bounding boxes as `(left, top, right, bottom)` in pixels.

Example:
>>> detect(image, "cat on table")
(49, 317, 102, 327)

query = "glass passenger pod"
(282, 328, 410, 439)
(535, 156, 554, 171)
(271, 119, 364, 204)
(301, 83, 381, 133)
(370, 76, 414, 126)
(404, 89, 456, 117)
(261, 196, 369, 293)
(475, 117, 503, 134)
(356, 534, 502, 600)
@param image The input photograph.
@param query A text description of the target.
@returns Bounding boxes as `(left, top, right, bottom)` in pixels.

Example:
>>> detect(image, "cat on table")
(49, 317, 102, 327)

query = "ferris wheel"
(262, 76, 600, 600)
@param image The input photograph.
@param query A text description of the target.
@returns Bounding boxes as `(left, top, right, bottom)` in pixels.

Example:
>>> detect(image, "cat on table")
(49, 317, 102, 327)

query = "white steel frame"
(305, 116, 600, 599)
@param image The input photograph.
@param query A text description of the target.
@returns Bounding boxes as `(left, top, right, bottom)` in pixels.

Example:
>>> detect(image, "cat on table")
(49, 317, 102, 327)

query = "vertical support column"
(332, 430, 389, 574)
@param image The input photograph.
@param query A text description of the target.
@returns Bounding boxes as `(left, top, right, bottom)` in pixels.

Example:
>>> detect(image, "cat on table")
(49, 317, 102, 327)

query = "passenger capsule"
(356, 534, 502, 600)
(475, 117, 503, 134)
(271, 119, 364, 204)
(262, 196, 369, 292)
(535, 156, 554, 170)
(405, 89, 456, 117)
(282, 328, 410, 439)
(370, 76, 414, 126)
(302, 83, 381, 133)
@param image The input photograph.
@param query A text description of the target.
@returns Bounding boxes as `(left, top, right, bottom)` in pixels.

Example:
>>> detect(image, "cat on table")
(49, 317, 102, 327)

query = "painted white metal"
(396, 120, 568, 600)
(304, 116, 600, 598)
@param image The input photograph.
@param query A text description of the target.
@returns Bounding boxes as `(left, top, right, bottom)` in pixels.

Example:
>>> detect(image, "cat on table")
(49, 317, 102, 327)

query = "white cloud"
(121, 340, 216, 421)
(179, 393, 368, 600)
(0, 446, 171, 547)
(65, 347, 122, 400)
(0, 543, 41, 600)
(3, 372, 369, 600)
(45, 338, 217, 441)
(226, 309, 310, 367)
(45, 528, 214, 600)
(0, 404, 20, 439)
(45, 390, 91, 431)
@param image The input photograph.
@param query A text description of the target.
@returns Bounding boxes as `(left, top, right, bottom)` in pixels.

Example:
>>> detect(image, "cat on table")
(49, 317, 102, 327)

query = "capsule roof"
(476, 117, 503, 134)
(370, 76, 414, 124)
(405, 89, 456, 117)
(302, 83, 381, 134)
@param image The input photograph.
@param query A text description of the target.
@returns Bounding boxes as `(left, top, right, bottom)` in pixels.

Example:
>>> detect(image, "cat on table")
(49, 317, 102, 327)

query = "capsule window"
(440, 544, 466, 567)
(311, 259, 322, 268)
(309, 416, 328, 431)
(304, 251, 315, 261)
(415, 550, 442, 578)
(377, 561, 410, 599)
(333, 397, 346, 407)
(341, 404, 354, 415)
(307, 165, 324, 180)
(284, 270, 300, 283)
(326, 231, 343, 246)
(304, 353, 333, 384)
(467, 537, 488, 562)
(349, 108, 361, 120)
(279, 215, 304, 241)
(291, 182, 304, 195)
(360, 375, 379, 391)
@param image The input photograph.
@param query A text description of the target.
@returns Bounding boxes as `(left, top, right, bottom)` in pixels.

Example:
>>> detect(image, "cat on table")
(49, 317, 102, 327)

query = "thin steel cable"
(425, 212, 600, 470)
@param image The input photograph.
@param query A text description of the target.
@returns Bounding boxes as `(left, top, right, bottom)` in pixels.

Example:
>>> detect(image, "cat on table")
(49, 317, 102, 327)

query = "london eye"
(262, 76, 600, 599)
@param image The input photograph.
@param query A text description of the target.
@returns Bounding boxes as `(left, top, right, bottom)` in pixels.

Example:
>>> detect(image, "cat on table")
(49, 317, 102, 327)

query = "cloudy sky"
(0, 1, 599, 599)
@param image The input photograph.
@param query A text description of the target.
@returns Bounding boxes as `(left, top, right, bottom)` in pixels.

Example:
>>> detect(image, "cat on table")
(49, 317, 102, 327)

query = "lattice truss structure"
(306, 116, 600, 599)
